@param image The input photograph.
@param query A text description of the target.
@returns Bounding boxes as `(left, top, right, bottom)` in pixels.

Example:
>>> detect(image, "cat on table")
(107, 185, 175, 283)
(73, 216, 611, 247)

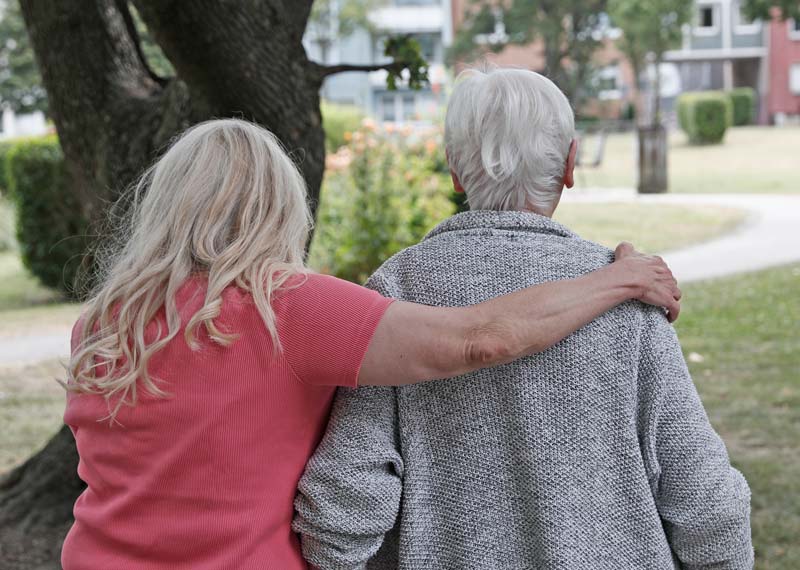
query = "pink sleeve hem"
(347, 296, 395, 389)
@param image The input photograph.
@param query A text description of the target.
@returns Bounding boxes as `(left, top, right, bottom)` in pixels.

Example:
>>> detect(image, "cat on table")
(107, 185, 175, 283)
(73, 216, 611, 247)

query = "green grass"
(0, 359, 65, 473)
(675, 264, 800, 569)
(576, 125, 800, 194)
(555, 202, 748, 254)
(0, 251, 65, 311)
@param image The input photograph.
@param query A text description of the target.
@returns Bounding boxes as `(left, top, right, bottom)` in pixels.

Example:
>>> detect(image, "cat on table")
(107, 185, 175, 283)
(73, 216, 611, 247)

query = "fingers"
(666, 297, 681, 322)
(614, 241, 635, 260)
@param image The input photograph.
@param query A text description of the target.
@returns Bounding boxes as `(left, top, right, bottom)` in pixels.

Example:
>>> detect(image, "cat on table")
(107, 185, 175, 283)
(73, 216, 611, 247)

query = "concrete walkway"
(562, 190, 800, 283)
(1, 191, 799, 366)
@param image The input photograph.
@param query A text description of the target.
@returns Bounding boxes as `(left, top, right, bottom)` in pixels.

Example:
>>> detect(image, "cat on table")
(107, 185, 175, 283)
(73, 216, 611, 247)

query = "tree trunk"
(637, 124, 668, 194)
(1, 1, 326, 567)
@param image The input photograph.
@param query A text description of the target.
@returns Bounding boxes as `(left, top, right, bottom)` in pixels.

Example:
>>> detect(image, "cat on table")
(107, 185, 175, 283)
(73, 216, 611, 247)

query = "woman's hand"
(613, 242, 682, 322)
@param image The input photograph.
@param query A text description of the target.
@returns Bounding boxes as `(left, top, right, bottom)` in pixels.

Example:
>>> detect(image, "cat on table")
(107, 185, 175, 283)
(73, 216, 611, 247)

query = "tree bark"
(1, 2, 329, 567)
(637, 123, 668, 194)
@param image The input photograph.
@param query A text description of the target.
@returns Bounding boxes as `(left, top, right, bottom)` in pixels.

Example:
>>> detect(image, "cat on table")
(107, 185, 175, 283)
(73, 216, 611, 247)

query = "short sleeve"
(276, 273, 394, 388)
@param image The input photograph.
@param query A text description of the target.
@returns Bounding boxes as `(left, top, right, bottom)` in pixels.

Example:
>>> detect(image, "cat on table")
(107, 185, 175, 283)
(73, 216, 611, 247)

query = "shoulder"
(275, 272, 393, 326)
(279, 272, 384, 303)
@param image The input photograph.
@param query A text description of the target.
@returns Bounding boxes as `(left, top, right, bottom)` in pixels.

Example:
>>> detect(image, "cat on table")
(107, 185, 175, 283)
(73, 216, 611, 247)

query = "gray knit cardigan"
(293, 210, 753, 570)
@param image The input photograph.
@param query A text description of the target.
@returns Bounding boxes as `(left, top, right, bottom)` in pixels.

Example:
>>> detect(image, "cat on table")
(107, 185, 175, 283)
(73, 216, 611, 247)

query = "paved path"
(562, 190, 800, 283)
(2, 192, 799, 366)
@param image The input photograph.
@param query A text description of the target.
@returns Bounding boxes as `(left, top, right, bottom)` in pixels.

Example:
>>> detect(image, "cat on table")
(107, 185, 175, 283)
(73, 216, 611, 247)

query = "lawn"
(555, 202, 747, 254)
(675, 264, 800, 569)
(0, 359, 65, 473)
(575, 125, 800, 194)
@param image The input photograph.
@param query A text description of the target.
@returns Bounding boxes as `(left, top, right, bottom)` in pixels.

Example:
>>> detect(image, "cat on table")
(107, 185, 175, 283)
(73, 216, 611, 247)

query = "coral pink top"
(61, 273, 394, 570)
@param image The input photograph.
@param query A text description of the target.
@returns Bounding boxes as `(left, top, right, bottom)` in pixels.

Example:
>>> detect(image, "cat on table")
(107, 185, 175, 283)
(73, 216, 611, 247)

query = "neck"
(521, 205, 554, 218)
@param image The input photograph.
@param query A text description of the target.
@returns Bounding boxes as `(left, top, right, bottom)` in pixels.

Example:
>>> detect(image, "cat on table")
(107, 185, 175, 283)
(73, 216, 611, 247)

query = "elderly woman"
(60, 119, 679, 569)
(294, 69, 753, 570)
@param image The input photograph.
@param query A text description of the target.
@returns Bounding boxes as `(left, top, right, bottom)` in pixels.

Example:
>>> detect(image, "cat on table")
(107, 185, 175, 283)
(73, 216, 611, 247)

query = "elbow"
(462, 321, 522, 368)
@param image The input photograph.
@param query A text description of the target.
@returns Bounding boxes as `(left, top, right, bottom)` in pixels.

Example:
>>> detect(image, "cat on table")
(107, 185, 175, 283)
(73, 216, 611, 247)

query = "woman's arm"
(358, 242, 680, 386)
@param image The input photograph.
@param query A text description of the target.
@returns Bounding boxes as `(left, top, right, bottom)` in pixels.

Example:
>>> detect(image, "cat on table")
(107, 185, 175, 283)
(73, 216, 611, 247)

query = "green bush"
(308, 125, 454, 283)
(677, 91, 732, 144)
(728, 87, 755, 126)
(321, 101, 364, 152)
(7, 136, 89, 297)
(0, 140, 15, 196)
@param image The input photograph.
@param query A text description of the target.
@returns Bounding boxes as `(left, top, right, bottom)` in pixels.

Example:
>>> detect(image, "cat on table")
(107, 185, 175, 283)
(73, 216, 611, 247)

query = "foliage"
(130, 5, 174, 77)
(727, 87, 755, 126)
(6, 136, 89, 297)
(742, 0, 800, 21)
(309, 125, 454, 283)
(0, 138, 14, 195)
(321, 101, 364, 152)
(448, 0, 607, 104)
(608, 0, 693, 125)
(383, 36, 428, 91)
(676, 91, 732, 144)
(0, 0, 46, 114)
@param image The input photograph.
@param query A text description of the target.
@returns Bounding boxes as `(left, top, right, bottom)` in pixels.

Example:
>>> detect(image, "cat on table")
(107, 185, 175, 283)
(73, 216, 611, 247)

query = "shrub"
(0, 140, 15, 196)
(677, 91, 732, 144)
(309, 125, 454, 283)
(7, 136, 89, 297)
(321, 101, 364, 152)
(728, 87, 755, 126)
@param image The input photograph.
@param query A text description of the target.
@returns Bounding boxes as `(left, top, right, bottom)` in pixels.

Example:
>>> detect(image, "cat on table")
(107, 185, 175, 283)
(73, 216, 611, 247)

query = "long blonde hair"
(68, 119, 312, 418)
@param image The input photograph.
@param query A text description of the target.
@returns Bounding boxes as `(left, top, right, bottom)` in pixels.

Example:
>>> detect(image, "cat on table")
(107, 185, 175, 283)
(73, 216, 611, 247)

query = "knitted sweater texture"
(293, 210, 753, 570)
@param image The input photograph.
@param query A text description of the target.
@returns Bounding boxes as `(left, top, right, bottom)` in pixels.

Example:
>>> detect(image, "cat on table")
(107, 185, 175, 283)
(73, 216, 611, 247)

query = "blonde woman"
(62, 119, 680, 570)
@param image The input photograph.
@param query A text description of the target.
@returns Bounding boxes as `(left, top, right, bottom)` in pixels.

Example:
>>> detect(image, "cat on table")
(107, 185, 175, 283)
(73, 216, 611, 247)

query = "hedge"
(677, 91, 732, 144)
(7, 136, 89, 298)
(0, 140, 15, 196)
(321, 101, 364, 152)
(728, 87, 755, 126)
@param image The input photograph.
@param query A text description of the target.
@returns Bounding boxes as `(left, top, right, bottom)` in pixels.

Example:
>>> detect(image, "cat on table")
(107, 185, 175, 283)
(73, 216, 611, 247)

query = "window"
(595, 64, 621, 100)
(694, 3, 719, 36)
(700, 6, 714, 28)
(790, 19, 800, 40)
(790, 64, 800, 95)
(381, 94, 396, 122)
(402, 94, 416, 121)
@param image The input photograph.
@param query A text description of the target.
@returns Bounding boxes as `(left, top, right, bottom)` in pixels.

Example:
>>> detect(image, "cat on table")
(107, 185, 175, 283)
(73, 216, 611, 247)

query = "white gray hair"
(445, 67, 575, 212)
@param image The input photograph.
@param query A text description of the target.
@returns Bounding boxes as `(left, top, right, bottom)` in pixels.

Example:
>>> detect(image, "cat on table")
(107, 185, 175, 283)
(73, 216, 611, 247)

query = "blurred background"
(0, 0, 797, 568)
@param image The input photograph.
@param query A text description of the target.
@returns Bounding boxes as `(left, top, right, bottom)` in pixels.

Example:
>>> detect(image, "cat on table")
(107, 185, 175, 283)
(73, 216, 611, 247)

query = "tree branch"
(314, 60, 405, 79)
(115, 0, 168, 86)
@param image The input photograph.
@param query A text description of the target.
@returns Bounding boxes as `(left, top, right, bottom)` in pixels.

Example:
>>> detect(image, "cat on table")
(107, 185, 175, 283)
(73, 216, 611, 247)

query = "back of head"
(445, 67, 575, 212)
(69, 118, 312, 419)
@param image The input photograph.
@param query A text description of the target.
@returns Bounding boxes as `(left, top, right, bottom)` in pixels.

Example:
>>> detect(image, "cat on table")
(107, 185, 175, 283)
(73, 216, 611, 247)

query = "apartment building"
(663, 0, 767, 120)
(304, 0, 453, 123)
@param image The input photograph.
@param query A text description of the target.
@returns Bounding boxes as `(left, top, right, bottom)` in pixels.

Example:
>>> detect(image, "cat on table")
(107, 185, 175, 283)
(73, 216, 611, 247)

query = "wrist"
(604, 259, 644, 302)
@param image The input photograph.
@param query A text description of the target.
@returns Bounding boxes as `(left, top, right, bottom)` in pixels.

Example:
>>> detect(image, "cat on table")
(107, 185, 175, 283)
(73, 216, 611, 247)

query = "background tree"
(449, 0, 608, 105)
(0, 0, 46, 114)
(608, 0, 692, 126)
(608, 0, 692, 193)
(0, 2, 425, 568)
(742, 0, 800, 21)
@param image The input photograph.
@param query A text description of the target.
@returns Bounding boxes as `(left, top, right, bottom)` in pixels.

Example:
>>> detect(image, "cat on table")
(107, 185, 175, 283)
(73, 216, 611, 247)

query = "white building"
(304, 0, 453, 123)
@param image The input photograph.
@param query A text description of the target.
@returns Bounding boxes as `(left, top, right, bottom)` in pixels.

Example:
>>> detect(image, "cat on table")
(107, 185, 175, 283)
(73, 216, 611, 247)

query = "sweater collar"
(424, 209, 579, 242)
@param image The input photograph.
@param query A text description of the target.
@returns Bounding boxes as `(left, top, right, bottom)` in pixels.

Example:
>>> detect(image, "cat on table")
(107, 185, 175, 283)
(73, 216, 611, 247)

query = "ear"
(450, 170, 465, 194)
(563, 139, 578, 189)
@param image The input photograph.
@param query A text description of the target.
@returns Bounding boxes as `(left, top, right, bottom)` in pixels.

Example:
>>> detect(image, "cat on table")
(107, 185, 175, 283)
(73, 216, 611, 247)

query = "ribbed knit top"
(61, 273, 393, 570)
